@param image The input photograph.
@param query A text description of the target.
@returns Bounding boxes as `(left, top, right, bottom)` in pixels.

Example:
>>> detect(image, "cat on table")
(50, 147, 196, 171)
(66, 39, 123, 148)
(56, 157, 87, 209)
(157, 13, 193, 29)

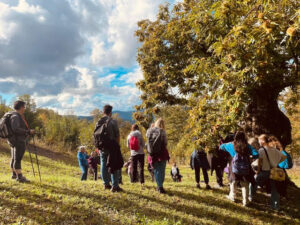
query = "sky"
(0, 0, 178, 115)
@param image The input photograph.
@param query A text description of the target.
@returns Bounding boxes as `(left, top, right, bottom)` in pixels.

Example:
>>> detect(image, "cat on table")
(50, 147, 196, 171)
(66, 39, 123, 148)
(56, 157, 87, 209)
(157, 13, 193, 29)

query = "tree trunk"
(244, 93, 292, 148)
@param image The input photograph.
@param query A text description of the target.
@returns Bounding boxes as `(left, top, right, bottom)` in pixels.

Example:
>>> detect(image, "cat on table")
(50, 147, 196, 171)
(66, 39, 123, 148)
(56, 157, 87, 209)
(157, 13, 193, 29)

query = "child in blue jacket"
(77, 146, 89, 181)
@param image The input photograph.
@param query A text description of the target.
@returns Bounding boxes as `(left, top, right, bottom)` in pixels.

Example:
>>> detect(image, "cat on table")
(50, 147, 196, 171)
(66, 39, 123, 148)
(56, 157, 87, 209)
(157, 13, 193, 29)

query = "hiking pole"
(27, 143, 36, 177)
(32, 136, 42, 183)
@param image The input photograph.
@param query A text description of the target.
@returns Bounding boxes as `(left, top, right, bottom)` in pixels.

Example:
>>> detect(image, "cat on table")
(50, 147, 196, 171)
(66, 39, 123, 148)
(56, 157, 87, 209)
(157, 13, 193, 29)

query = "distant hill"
(78, 111, 134, 122)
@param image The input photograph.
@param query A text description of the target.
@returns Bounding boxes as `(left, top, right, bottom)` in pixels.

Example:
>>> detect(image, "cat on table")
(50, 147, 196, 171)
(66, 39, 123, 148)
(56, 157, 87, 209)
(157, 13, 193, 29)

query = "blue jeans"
(255, 171, 280, 210)
(80, 165, 88, 181)
(100, 153, 120, 188)
(153, 160, 167, 188)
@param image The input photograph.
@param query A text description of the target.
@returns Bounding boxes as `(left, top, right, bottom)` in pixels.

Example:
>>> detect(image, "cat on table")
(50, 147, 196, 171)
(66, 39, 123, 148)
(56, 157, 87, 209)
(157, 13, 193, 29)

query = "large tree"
(134, 0, 300, 149)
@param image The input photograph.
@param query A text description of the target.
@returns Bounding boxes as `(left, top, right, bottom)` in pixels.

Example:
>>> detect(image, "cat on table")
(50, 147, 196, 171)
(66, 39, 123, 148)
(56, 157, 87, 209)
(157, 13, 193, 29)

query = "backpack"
(129, 135, 139, 151)
(93, 117, 111, 150)
(283, 150, 293, 169)
(232, 153, 250, 176)
(147, 127, 163, 156)
(0, 112, 14, 139)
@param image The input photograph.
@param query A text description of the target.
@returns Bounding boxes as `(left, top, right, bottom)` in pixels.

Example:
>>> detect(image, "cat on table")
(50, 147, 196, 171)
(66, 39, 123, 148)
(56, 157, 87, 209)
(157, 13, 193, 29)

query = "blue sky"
(0, 0, 177, 115)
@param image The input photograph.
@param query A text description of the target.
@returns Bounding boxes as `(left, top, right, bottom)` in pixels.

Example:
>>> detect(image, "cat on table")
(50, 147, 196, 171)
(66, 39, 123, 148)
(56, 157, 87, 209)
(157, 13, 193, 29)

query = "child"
(77, 146, 89, 181)
(88, 151, 100, 181)
(190, 148, 211, 189)
(148, 163, 155, 182)
(170, 162, 182, 182)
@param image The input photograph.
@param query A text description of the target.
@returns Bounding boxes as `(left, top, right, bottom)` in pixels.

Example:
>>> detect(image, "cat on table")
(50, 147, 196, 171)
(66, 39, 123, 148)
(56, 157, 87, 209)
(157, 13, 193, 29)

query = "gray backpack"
(147, 127, 163, 156)
(0, 112, 14, 139)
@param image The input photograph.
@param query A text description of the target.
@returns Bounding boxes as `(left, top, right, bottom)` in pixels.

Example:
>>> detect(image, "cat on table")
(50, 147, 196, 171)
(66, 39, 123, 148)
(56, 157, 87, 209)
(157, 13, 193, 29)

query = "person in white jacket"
(127, 124, 145, 184)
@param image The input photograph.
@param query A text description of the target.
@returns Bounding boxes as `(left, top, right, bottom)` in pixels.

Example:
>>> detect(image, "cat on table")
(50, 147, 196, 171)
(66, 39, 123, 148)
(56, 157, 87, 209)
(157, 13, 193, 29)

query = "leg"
(80, 165, 88, 181)
(153, 161, 164, 188)
(202, 168, 209, 185)
(229, 181, 237, 201)
(194, 165, 200, 185)
(111, 169, 120, 188)
(241, 181, 249, 206)
(138, 154, 145, 184)
(14, 142, 26, 178)
(94, 168, 98, 181)
(131, 155, 138, 183)
(100, 153, 110, 186)
(10, 146, 17, 178)
(216, 167, 224, 186)
(270, 180, 280, 210)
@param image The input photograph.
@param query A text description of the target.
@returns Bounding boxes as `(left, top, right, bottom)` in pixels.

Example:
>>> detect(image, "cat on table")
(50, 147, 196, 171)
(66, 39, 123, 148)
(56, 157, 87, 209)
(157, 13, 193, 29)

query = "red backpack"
(129, 136, 139, 151)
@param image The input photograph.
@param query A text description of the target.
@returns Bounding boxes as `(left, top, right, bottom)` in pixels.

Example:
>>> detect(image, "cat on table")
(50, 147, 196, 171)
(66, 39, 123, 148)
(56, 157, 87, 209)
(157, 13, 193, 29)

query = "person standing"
(77, 146, 89, 181)
(190, 148, 211, 189)
(147, 118, 170, 194)
(127, 124, 145, 185)
(220, 131, 258, 207)
(94, 105, 122, 192)
(256, 134, 286, 211)
(88, 151, 100, 181)
(9, 100, 35, 183)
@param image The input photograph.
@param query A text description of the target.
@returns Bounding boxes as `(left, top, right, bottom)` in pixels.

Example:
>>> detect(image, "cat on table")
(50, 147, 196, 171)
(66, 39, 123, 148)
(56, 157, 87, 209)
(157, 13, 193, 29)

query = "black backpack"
(147, 127, 163, 156)
(93, 117, 112, 150)
(0, 112, 14, 139)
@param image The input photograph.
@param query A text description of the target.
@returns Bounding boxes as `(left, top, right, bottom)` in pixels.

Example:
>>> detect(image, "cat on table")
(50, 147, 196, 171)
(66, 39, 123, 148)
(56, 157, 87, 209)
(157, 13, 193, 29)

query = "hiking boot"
(205, 184, 212, 190)
(104, 184, 112, 190)
(16, 176, 30, 183)
(157, 187, 166, 194)
(196, 183, 201, 189)
(11, 173, 17, 179)
(111, 186, 123, 193)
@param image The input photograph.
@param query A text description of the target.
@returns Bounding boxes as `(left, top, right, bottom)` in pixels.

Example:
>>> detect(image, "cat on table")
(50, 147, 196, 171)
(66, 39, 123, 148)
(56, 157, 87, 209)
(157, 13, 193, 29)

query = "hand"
(29, 129, 35, 135)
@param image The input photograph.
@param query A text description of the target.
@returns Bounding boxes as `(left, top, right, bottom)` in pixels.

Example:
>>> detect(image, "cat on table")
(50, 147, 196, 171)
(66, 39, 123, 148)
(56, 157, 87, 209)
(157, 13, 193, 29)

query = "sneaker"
(11, 174, 17, 179)
(243, 202, 249, 207)
(104, 184, 112, 190)
(111, 186, 123, 193)
(226, 195, 236, 202)
(196, 183, 201, 189)
(16, 176, 30, 183)
(206, 184, 212, 190)
(157, 187, 166, 194)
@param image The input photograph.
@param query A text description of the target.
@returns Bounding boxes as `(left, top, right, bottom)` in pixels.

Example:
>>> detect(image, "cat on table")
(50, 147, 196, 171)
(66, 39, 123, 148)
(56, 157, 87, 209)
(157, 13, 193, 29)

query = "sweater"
(77, 152, 89, 167)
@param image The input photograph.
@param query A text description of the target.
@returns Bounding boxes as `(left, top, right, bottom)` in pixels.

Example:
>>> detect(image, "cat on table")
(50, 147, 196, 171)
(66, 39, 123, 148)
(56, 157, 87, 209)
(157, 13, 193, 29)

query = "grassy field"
(0, 142, 299, 225)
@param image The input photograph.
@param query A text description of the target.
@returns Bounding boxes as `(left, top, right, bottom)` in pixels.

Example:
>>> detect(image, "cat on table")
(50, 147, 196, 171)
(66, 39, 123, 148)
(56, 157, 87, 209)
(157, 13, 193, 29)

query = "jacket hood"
(130, 130, 141, 137)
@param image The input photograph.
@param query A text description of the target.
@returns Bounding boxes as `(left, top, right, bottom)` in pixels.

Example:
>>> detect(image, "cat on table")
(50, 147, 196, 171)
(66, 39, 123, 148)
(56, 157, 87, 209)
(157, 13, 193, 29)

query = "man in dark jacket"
(9, 100, 35, 183)
(96, 105, 123, 192)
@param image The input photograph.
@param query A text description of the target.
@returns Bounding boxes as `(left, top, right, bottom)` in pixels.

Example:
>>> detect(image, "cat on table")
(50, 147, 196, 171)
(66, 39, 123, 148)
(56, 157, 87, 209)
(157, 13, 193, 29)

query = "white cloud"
(0, 0, 168, 114)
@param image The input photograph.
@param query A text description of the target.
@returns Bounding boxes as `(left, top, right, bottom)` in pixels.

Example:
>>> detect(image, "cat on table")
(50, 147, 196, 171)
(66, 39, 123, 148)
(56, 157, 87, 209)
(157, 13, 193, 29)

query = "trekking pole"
(27, 143, 36, 177)
(32, 136, 42, 183)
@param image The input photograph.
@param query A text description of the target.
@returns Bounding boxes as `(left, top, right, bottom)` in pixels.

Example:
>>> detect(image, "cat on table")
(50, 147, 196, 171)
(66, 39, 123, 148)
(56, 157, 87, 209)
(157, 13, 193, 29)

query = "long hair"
(268, 135, 283, 150)
(155, 118, 165, 130)
(233, 131, 249, 155)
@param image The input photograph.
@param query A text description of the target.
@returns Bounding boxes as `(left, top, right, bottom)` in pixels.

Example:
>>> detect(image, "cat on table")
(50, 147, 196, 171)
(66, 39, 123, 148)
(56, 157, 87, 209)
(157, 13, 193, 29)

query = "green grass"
(0, 143, 299, 225)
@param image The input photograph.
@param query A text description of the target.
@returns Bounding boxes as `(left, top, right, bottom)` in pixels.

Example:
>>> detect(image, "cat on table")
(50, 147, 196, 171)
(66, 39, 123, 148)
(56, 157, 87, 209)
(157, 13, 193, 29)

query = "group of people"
(3, 100, 293, 212)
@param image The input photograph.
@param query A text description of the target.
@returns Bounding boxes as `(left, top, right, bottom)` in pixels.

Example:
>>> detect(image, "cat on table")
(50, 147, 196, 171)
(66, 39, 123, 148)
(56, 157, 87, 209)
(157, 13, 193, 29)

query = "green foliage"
(134, 0, 300, 151)
(0, 96, 11, 118)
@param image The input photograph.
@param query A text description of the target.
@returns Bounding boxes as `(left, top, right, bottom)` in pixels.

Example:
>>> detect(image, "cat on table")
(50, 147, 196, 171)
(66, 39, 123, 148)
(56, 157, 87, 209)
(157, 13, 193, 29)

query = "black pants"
(216, 167, 224, 185)
(131, 154, 145, 184)
(10, 142, 26, 170)
(92, 168, 98, 181)
(195, 165, 209, 184)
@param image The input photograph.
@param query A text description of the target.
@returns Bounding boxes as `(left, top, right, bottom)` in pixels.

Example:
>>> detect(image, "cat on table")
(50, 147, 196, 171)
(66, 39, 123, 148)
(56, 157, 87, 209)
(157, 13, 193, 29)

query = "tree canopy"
(134, 0, 300, 150)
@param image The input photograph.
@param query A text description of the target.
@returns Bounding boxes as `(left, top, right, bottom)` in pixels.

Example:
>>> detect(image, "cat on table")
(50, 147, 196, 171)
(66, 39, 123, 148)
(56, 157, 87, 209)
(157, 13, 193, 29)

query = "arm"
(10, 115, 28, 135)
(249, 145, 259, 159)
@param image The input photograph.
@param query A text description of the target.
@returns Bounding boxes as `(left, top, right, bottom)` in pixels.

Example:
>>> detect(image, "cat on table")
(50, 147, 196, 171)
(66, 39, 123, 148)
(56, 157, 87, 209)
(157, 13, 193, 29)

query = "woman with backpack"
(256, 135, 287, 210)
(220, 131, 258, 206)
(147, 118, 170, 194)
(127, 124, 145, 185)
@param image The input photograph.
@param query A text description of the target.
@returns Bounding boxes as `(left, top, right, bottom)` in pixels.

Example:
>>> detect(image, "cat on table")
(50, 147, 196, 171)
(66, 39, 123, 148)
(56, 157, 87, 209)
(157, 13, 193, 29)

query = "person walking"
(77, 146, 89, 181)
(127, 124, 145, 185)
(9, 100, 35, 183)
(147, 118, 170, 194)
(94, 105, 122, 192)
